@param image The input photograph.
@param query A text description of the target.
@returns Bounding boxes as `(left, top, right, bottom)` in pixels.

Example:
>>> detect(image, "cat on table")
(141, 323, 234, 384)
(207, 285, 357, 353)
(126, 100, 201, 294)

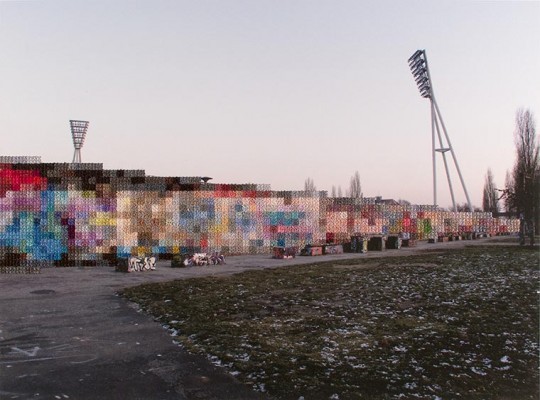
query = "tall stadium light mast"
(408, 50, 472, 212)
(70, 120, 89, 164)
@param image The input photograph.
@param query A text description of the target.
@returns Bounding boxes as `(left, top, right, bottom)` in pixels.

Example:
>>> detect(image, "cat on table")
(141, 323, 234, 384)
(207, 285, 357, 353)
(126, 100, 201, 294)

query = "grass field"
(121, 245, 539, 399)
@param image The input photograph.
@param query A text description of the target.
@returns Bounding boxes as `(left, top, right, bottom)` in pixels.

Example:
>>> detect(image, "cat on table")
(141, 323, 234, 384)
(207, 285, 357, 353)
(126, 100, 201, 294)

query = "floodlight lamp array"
(408, 50, 431, 99)
(70, 120, 89, 149)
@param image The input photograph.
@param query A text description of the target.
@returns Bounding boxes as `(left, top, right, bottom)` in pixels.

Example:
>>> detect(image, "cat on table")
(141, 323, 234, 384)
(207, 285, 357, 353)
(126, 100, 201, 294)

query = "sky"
(1, 0, 539, 208)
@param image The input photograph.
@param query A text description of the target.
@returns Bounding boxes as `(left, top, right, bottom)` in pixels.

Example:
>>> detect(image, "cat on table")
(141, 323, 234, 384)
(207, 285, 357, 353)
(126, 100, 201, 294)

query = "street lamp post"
(408, 50, 472, 212)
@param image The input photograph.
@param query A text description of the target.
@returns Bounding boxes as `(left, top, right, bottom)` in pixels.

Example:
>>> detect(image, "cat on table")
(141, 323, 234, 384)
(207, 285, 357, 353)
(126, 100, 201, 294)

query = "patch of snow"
(351, 364, 366, 369)
(404, 382, 417, 390)
(208, 355, 223, 366)
(393, 345, 408, 353)
(471, 367, 487, 376)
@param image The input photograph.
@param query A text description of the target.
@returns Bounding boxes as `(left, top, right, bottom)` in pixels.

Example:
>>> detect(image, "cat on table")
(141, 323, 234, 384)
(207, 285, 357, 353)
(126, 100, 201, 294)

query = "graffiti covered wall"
(0, 161, 518, 266)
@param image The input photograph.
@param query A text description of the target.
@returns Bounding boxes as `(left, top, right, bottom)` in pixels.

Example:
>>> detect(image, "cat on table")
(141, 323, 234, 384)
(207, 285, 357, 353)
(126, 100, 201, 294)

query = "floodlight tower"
(408, 50, 472, 212)
(70, 120, 89, 164)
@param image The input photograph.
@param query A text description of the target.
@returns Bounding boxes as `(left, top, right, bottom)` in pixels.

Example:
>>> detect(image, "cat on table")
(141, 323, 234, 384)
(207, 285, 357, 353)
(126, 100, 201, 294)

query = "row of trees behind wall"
(304, 171, 363, 199)
(304, 108, 539, 237)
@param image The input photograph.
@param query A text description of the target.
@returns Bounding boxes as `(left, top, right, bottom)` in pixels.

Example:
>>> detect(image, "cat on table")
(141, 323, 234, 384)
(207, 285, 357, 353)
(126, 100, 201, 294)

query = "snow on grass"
(122, 245, 539, 399)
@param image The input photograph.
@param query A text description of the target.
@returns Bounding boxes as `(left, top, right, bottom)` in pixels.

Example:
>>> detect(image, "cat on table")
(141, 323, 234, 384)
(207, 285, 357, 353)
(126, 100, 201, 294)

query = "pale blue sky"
(1, 0, 539, 208)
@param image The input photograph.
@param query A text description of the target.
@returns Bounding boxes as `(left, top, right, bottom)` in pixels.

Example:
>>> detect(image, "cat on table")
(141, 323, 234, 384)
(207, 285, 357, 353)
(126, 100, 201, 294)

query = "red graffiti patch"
(0, 166, 47, 197)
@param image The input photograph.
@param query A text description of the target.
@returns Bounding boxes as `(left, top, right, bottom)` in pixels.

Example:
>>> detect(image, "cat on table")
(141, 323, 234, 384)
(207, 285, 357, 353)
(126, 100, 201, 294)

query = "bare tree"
(513, 109, 538, 241)
(304, 177, 317, 193)
(482, 168, 499, 213)
(502, 109, 539, 244)
(348, 171, 362, 198)
(454, 203, 481, 212)
(502, 170, 516, 213)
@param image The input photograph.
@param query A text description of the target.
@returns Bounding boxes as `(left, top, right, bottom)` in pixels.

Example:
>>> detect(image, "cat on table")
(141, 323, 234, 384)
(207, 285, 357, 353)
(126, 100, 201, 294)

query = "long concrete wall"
(0, 162, 519, 266)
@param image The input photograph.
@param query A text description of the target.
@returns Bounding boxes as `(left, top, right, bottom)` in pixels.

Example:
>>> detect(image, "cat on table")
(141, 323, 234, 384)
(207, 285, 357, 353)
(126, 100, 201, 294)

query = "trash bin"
(386, 235, 401, 249)
(368, 236, 385, 251)
(351, 236, 367, 253)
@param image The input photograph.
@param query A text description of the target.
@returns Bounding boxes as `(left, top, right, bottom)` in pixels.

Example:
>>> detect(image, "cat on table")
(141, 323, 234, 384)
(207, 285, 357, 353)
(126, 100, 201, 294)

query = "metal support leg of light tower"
(433, 107, 457, 212)
(72, 149, 81, 164)
(431, 101, 437, 207)
(432, 98, 473, 211)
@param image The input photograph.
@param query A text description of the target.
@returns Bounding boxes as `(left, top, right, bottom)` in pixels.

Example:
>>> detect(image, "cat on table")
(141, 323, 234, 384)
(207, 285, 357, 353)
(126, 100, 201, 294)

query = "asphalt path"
(0, 237, 514, 400)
